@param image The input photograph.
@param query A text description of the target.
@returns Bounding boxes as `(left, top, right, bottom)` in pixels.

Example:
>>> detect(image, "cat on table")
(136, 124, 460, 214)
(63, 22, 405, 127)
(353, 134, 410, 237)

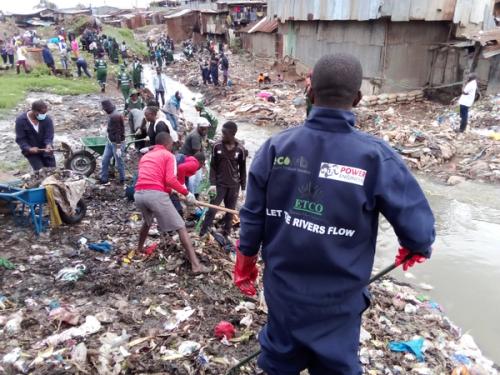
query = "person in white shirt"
(152, 67, 167, 106)
(458, 73, 478, 133)
(15, 46, 28, 74)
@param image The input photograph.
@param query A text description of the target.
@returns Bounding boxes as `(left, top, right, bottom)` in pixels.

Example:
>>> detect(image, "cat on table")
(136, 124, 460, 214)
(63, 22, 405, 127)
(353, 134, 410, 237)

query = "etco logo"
(293, 199, 324, 216)
(293, 182, 324, 216)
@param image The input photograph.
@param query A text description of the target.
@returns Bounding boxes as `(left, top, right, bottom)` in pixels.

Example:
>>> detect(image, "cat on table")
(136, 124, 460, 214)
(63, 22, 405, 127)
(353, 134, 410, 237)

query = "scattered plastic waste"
(35, 315, 101, 348)
(88, 241, 113, 254)
(388, 337, 425, 362)
(178, 341, 201, 356)
(2, 347, 21, 364)
(215, 321, 236, 340)
(0, 257, 15, 270)
(5, 311, 23, 335)
(144, 242, 158, 257)
(71, 342, 87, 365)
(49, 305, 80, 325)
(0, 295, 15, 310)
(55, 264, 86, 282)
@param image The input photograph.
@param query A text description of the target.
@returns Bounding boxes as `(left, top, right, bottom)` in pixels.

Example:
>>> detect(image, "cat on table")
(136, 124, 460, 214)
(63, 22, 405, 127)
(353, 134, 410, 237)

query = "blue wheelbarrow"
(0, 184, 86, 235)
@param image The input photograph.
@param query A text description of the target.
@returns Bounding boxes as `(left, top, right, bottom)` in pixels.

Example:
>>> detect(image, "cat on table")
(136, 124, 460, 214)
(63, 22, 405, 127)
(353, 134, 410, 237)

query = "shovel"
(225, 259, 407, 375)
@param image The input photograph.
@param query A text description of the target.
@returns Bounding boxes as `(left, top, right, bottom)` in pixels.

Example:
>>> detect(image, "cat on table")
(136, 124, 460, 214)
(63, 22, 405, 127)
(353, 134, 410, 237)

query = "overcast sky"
(0, 0, 151, 13)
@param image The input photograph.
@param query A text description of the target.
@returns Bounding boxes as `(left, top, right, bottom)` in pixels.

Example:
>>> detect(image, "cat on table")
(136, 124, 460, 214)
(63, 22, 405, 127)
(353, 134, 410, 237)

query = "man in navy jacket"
(42, 45, 55, 75)
(234, 53, 436, 375)
(15, 100, 56, 171)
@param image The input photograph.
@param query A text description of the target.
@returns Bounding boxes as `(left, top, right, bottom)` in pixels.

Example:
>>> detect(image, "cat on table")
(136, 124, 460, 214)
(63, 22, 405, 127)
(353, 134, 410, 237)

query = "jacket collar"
(305, 106, 356, 133)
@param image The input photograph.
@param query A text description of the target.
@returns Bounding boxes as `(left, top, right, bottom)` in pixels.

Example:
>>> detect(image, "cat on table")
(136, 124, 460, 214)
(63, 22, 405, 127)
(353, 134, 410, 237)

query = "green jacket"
(118, 72, 131, 88)
(95, 59, 107, 72)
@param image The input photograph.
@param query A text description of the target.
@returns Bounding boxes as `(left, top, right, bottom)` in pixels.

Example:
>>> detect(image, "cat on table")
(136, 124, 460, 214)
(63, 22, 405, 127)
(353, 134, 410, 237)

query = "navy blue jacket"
(15, 112, 54, 155)
(239, 107, 435, 306)
(42, 47, 54, 65)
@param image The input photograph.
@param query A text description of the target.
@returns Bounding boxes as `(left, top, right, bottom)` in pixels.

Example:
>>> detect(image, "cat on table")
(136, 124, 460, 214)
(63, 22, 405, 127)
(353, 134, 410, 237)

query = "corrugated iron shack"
(165, 9, 200, 42)
(266, 0, 497, 94)
(240, 17, 281, 58)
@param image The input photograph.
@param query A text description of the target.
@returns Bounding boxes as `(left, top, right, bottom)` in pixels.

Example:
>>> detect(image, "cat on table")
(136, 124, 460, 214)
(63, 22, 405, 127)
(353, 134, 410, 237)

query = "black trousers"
(200, 186, 239, 235)
(77, 61, 91, 78)
(26, 154, 56, 171)
(459, 104, 469, 132)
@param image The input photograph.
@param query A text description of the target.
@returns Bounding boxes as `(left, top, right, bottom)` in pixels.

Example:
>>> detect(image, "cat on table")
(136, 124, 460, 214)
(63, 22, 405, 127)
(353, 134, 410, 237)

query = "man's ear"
(352, 91, 362, 107)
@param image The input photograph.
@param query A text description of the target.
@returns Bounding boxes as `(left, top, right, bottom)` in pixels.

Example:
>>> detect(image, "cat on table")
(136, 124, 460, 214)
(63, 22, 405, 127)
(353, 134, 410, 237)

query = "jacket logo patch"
(273, 155, 310, 174)
(319, 163, 366, 186)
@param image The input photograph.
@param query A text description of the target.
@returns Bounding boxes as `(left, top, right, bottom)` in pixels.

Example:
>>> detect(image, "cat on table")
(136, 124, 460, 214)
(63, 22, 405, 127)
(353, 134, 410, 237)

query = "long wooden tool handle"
(195, 199, 240, 216)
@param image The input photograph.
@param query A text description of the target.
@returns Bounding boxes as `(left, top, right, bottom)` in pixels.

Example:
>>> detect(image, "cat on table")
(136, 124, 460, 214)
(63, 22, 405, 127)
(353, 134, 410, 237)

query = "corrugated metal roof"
(165, 9, 194, 19)
(267, 0, 460, 22)
(245, 17, 278, 33)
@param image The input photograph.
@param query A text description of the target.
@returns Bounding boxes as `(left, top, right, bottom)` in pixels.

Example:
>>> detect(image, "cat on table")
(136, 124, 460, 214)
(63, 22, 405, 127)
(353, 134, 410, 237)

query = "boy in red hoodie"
(134, 132, 209, 274)
(171, 152, 206, 216)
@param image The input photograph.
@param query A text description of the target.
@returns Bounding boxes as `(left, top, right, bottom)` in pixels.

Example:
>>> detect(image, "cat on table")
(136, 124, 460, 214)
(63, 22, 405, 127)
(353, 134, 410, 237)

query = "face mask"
(36, 113, 47, 121)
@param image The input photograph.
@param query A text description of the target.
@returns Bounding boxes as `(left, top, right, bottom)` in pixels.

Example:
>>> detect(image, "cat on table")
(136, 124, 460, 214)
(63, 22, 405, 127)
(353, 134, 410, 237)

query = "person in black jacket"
(15, 100, 55, 171)
(199, 121, 246, 237)
(99, 99, 125, 184)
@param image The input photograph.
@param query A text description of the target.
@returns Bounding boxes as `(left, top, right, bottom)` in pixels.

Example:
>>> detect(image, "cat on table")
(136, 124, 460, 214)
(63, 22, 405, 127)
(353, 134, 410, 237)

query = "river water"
(135, 65, 500, 364)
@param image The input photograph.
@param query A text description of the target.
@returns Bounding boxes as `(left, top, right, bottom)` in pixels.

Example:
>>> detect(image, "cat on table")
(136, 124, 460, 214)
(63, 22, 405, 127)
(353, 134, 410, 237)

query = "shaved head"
(155, 132, 173, 149)
(311, 53, 363, 109)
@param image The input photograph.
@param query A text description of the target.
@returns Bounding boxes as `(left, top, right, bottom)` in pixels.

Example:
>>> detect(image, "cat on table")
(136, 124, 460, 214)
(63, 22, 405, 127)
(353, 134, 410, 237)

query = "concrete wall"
(279, 20, 452, 94)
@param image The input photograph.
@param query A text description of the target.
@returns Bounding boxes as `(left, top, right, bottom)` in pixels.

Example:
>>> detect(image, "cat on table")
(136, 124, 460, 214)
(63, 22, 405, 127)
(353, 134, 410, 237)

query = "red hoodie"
(135, 145, 188, 195)
(177, 156, 200, 185)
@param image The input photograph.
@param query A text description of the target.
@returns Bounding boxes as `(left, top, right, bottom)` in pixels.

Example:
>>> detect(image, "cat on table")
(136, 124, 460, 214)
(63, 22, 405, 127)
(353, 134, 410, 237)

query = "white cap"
(197, 117, 211, 128)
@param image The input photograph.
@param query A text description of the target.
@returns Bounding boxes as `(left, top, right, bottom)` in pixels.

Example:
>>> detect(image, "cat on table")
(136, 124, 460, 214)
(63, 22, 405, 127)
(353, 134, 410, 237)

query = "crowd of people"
(10, 20, 442, 372)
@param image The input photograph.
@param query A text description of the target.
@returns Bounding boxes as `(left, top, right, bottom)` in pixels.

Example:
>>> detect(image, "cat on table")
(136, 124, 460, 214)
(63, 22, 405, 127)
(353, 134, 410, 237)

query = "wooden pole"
(194, 200, 240, 216)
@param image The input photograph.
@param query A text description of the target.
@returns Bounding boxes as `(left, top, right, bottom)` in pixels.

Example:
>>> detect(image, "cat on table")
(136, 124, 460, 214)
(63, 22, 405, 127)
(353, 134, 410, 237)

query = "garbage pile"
(0, 179, 267, 374)
(362, 279, 498, 374)
(354, 101, 500, 184)
(1, 180, 498, 375)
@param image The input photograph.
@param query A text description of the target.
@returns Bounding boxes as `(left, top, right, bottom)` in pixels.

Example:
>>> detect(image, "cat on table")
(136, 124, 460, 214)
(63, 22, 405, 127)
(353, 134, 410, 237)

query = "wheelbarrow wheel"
(65, 150, 96, 177)
(58, 199, 86, 225)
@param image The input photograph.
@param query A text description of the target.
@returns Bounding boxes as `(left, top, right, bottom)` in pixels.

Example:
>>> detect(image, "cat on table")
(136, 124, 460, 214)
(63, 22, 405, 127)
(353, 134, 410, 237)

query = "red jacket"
(177, 156, 200, 185)
(135, 145, 188, 195)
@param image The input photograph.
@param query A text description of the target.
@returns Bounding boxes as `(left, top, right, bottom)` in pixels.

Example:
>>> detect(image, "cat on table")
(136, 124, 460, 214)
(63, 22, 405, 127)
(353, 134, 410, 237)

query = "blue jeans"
(100, 142, 125, 182)
(166, 112, 178, 131)
(188, 169, 203, 194)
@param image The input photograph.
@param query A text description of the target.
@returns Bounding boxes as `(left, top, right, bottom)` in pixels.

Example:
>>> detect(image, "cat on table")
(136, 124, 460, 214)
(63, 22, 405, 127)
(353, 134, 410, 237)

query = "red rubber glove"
(395, 247, 426, 271)
(233, 241, 258, 296)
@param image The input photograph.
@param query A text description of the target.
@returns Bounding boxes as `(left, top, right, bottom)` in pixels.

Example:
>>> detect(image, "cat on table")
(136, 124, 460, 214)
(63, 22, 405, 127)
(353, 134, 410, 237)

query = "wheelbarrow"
(0, 184, 86, 235)
(63, 135, 141, 177)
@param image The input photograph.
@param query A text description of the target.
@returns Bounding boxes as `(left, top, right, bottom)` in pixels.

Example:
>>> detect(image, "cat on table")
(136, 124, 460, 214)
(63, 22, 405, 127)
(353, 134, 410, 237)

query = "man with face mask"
(15, 100, 55, 171)
(100, 99, 125, 185)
